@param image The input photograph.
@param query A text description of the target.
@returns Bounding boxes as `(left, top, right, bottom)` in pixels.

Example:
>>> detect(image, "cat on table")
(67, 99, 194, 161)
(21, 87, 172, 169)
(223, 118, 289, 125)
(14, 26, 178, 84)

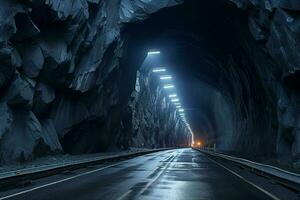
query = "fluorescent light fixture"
(171, 98, 179, 102)
(160, 75, 172, 80)
(148, 51, 160, 55)
(164, 84, 175, 89)
(178, 108, 184, 112)
(174, 102, 181, 105)
(176, 106, 181, 109)
(152, 68, 166, 73)
(169, 94, 177, 98)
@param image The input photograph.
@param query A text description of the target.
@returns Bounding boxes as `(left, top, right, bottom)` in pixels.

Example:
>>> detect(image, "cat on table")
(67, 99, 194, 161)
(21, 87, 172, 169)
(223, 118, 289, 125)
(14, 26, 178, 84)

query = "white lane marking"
(117, 150, 181, 200)
(207, 156, 281, 200)
(116, 189, 133, 200)
(0, 150, 174, 200)
(0, 163, 121, 200)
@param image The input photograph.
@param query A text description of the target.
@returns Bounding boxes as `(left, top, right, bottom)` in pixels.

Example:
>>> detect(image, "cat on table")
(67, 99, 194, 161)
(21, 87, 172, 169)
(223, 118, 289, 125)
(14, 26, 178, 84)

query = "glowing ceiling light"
(171, 98, 179, 102)
(160, 75, 172, 80)
(164, 84, 175, 89)
(152, 68, 166, 73)
(169, 94, 177, 98)
(176, 106, 181, 109)
(148, 51, 160, 55)
(178, 108, 184, 112)
(174, 102, 181, 105)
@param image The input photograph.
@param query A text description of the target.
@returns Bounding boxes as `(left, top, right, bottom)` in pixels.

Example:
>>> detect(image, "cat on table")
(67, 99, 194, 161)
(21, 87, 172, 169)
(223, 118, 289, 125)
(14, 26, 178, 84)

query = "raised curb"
(193, 148, 300, 192)
(0, 148, 173, 189)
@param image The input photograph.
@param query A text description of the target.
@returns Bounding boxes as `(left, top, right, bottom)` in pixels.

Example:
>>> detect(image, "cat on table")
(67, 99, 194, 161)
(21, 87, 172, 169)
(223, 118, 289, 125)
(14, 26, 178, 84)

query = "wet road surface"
(0, 148, 274, 200)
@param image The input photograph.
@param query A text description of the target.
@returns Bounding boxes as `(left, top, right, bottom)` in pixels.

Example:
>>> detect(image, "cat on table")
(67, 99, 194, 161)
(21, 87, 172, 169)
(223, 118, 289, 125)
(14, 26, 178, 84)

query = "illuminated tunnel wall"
(0, 0, 300, 169)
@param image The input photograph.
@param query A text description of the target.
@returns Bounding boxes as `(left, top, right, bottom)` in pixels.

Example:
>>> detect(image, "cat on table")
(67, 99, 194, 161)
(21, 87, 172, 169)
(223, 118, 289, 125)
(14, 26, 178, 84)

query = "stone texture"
(33, 82, 55, 116)
(0, 44, 20, 89)
(0, 0, 24, 42)
(129, 71, 190, 148)
(2, 0, 299, 170)
(221, 0, 300, 166)
(0, 103, 55, 163)
(20, 44, 44, 78)
(41, 119, 63, 152)
(4, 73, 35, 106)
(119, 0, 183, 23)
(0, 0, 184, 163)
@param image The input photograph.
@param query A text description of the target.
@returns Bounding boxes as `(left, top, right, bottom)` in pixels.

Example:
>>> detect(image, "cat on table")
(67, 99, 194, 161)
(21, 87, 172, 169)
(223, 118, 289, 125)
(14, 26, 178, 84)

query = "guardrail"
(194, 147, 300, 192)
(0, 148, 172, 190)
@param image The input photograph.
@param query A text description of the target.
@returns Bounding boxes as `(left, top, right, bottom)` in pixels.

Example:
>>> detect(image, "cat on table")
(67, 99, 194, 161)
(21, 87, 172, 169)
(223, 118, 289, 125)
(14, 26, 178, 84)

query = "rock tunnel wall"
(202, 0, 300, 166)
(129, 71, 190, 148)
(0, 0, 300, 169)
(231, 0, 300, 166)
(0, 0, 185, 164)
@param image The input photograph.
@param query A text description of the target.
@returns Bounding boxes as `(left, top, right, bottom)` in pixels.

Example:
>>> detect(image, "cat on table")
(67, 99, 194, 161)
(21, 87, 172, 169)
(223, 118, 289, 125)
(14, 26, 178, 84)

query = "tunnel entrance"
(121, 0, 278, 160)
(0, 0, 299, 171)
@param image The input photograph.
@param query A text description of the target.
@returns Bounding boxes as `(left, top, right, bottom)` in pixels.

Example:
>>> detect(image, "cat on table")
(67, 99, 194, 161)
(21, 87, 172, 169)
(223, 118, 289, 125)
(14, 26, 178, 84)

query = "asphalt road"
(0, 148, 275, 200)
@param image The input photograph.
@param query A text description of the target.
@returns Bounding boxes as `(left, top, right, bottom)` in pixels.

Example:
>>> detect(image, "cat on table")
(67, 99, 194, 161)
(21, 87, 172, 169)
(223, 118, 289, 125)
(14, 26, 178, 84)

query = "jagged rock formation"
(116, 0, 300, 168)
(0, 0, 300, 170)
(129, 71, 190, 148)
(0, 0, 184, 163)
(226, 0, 300, 168)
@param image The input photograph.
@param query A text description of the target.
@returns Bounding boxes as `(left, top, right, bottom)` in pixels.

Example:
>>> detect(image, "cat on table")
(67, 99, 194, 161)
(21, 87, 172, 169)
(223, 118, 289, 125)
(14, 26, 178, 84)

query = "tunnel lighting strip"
(160, 75, 172, 80)
(152, 68, 167, 73)
(163, 84, 175, 89)
(148, 51, 161, 55)
(150, 50, 194, 145)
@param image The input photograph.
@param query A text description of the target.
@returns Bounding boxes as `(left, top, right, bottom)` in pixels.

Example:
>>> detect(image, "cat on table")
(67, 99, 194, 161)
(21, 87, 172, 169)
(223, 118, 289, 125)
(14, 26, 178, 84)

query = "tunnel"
(0, 0, 300, 199)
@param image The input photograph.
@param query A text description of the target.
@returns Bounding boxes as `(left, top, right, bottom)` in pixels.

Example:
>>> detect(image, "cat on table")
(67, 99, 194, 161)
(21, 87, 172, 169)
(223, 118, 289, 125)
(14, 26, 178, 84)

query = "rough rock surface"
(0, 103, 59, 163)
(1, 0, 299, 170)
(218, 0, 300, 166)
(0, 0, 183, 163)
(129, 71, 190, 148)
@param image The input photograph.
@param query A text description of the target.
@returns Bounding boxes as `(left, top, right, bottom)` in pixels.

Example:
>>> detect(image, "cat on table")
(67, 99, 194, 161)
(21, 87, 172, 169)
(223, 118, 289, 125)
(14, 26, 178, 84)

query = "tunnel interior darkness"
(121, 0, 279, 159)
(1, 0, 299, 168)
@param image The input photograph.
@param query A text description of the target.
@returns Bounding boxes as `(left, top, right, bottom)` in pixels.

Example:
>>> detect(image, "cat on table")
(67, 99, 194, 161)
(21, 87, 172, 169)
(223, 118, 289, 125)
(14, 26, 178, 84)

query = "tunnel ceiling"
(123, 0, 300, 162)
(123, 0, 256, 142)
(0, 0, 300, 167)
